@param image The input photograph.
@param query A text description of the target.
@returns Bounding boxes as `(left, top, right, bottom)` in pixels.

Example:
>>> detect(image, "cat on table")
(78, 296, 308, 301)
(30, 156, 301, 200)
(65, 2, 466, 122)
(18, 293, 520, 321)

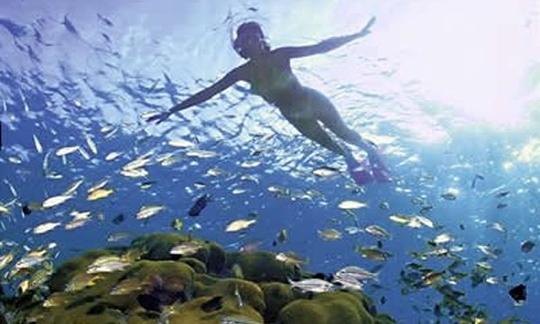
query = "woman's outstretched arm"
(276, 17, 375, 59)
(147, 66, 245, 124)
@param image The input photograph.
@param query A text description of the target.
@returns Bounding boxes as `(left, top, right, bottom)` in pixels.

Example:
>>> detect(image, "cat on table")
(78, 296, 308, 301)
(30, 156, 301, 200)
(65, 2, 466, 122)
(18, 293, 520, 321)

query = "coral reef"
(2, 233, 394, 324)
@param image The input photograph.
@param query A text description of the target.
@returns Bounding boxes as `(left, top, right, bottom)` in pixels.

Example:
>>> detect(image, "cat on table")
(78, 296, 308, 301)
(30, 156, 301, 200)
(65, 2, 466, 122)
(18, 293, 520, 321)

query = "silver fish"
(288, 278, 334, 293)
(220, 316, 262, 324)
(332, 273, 364, 291)
(32, 135, 43, 154)
(169, 241, 202, 256)
(234, 285, 243, 308)
(85, 134, 98, 155)
(336, 266, 379, 282)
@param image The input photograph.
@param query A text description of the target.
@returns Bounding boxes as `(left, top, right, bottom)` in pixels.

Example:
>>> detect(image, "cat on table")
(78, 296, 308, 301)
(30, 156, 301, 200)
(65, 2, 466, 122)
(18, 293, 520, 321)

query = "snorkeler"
(147, 17, 390, 184)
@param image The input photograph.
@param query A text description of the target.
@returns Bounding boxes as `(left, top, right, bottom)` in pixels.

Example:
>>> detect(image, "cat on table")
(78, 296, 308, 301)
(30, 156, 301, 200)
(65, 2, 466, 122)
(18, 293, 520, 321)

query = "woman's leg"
(307, 91, 379, 162)
(284, 115, 375, 185)
(284, 115, 350, 158)
(307, 89, 390, 181)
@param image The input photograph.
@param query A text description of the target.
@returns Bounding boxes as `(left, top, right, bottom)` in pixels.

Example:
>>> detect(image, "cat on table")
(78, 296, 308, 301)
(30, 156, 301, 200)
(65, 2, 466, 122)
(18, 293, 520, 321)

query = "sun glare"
(516, 138, 540, 164)
(338, 0, 540, 129)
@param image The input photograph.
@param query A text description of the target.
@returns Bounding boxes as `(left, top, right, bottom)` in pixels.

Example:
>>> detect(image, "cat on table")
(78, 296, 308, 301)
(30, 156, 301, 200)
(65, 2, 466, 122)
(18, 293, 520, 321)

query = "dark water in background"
(1, 0, 540, 322)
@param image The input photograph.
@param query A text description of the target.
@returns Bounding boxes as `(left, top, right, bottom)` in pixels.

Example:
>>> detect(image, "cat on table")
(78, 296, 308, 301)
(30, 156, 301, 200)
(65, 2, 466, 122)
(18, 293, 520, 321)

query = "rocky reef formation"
(1, 233, 394, 324)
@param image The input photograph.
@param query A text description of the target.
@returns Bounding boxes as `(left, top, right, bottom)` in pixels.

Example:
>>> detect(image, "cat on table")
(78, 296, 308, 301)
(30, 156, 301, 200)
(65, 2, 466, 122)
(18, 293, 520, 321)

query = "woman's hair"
(233, 21, 270, 58)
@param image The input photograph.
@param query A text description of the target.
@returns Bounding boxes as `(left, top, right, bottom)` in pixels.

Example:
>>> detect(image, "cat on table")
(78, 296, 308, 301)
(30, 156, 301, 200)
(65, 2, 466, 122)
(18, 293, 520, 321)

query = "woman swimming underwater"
(147, 17, 390, 184)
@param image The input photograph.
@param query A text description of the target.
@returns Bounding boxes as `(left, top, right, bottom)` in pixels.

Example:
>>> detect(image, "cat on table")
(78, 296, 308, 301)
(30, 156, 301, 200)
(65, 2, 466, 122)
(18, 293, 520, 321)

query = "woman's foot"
(371, 162, 392, 182)
(368, 152, 392, 183)
(345, 156, 375, 186)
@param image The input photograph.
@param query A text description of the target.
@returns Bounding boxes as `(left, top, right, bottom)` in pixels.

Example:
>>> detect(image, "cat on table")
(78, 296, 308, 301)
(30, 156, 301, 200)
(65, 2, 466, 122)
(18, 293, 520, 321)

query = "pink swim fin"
(366, 147, 392, 183)
(371, 163, 392, 183)
(346, 158, 375, 186)
(346, 152, 392, 185)
(350, 167, 376, 185)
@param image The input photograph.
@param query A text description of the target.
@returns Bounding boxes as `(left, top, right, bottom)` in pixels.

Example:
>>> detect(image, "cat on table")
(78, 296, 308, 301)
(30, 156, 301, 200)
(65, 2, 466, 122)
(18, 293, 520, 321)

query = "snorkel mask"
(233, 21, 269, 58)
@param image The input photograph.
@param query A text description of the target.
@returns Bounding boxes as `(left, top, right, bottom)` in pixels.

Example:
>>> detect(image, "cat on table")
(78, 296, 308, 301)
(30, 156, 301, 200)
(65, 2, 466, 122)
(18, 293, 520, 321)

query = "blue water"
(1, 0, 540, 322)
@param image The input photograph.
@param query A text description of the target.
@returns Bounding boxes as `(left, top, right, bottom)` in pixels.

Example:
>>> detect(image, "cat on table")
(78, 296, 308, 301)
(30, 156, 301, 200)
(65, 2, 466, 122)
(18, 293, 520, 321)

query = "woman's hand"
(355, 17, 376, 38)
(146, 111, 171, 124)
